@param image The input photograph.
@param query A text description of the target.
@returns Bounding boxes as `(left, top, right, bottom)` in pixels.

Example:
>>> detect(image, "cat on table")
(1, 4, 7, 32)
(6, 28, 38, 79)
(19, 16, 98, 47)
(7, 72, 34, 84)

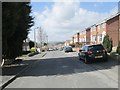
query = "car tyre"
(1, 59, 5, 66)
(79, 56, 81, 60)
(84, 58, 89, 64)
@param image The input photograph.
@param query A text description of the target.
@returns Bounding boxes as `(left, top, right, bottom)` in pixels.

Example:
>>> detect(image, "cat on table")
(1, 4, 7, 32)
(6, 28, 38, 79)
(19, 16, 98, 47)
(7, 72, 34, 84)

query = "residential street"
(5, 51, 118, 88)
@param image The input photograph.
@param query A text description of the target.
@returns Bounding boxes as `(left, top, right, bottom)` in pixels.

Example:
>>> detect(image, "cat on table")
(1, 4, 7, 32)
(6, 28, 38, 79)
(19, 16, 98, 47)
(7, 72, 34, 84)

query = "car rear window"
(88, 45, 104, 51)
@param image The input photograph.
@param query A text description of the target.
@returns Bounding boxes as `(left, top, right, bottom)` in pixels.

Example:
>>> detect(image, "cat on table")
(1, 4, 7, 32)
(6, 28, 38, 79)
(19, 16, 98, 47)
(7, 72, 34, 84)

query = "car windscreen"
(88, 45, 104, 51)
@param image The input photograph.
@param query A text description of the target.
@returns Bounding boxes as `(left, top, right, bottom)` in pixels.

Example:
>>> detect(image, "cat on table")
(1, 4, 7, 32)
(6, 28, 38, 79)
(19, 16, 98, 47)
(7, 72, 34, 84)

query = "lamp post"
(34, 27, 39, 50)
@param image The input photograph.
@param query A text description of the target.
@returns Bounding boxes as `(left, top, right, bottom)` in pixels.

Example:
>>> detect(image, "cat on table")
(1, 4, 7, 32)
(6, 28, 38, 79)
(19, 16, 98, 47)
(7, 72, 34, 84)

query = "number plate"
(95, 56, 103, 58)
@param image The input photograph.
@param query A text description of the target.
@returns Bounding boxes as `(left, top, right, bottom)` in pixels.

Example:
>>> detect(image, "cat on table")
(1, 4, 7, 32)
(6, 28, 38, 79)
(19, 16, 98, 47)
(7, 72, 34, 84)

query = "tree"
(37, 27, 48, 49)
(37, 27, 44, 49)
(116, 41, 120, 55)
(29, 41, 34, 49)
(2, 2, 34, 59)
(102, 35, 113, 53)
(44, 43, 47, 46)
(108, 38, 113, 53)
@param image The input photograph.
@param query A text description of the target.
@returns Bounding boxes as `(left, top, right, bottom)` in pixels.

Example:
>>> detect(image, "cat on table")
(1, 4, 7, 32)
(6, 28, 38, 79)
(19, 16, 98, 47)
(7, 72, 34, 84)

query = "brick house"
(64, 40, 70, 46)
(90, 24, 97, 44)
(67, 13, 120, 51)
(90, 13, 120, 47)
(73, 32, 79, 44)
(106, 13, 120, 47)
(96, 21, 107, 44)
(79, 30, 86, 45)
(86, 27, 91, 44)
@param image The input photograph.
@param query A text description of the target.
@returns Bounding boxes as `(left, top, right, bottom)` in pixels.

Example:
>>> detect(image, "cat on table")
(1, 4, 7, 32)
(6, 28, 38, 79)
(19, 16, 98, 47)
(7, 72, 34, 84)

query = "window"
(88, 45, 104, 51)
(99, 34, 102, 42)
(93, 35, 96, 42)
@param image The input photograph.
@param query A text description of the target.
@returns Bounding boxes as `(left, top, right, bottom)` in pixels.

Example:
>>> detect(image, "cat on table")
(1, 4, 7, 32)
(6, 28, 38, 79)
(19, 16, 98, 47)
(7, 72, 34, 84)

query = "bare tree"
(37, 27, 43, 49)
(37, 27, 48, 50)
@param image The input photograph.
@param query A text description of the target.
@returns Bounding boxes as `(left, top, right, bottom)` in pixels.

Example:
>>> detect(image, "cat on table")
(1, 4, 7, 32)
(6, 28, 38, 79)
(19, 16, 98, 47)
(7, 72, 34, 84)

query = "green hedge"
(116, 41, 120, 55)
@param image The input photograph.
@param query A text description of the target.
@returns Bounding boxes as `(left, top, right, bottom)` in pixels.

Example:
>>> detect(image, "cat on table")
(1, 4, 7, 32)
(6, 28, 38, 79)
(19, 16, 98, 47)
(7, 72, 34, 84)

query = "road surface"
(5, 51, 118, 88)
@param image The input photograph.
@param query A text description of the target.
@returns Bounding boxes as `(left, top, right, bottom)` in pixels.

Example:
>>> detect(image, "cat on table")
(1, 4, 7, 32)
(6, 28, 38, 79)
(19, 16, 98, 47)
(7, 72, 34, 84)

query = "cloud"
(29, 1, 118, 42)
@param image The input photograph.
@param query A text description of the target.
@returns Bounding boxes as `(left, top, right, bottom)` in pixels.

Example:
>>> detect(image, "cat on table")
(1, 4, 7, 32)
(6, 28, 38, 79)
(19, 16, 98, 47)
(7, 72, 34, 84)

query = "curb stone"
(0, 52, 47, 90)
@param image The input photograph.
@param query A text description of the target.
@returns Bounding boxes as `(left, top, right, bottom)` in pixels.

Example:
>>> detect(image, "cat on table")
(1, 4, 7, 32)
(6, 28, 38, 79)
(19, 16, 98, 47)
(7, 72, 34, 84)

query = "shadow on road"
(1, 59, 38, 76)
(2, 55, 118, 77)
(17, 56, 118, 77)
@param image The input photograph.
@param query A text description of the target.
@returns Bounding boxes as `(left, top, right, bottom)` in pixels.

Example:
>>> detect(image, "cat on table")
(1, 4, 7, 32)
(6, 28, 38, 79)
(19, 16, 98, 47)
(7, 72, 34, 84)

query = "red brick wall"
(86, 29, 90, 44)
(106, 15, 119, 47)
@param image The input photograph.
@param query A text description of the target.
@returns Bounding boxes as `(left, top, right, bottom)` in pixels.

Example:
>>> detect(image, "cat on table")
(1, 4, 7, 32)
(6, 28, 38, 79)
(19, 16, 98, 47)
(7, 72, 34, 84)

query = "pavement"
(0, 52, 47, 89)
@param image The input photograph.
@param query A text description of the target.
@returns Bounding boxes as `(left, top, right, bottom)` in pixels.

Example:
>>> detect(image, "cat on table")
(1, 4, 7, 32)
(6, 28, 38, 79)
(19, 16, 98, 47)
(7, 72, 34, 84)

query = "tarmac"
(0, 52, 47, 89)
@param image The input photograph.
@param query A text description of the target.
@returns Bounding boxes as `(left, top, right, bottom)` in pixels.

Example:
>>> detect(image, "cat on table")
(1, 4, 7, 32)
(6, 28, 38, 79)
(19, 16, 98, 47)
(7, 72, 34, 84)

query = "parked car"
(48, 48, 54, 51)
(78, 44, 108, 64)
(64, 46, 73, 52)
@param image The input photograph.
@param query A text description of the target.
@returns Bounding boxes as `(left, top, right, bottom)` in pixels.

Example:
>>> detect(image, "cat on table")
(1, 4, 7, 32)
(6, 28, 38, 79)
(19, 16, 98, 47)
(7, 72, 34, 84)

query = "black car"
(64, 46, 73, 52)
(78, 44, 108, 64)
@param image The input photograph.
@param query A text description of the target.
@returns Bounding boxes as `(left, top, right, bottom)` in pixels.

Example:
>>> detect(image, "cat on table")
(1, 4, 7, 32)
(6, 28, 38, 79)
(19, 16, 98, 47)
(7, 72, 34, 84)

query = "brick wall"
(96, 22, 106, 44)
(86, 28, 91, 44)
(106, 15, 119, 47)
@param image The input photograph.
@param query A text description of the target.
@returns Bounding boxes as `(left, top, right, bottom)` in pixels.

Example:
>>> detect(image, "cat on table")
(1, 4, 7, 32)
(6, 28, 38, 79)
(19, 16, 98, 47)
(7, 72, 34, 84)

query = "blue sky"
(31, 2, 118, 13)
(29, 1, 118, 42)
(80, 2, 117, 13)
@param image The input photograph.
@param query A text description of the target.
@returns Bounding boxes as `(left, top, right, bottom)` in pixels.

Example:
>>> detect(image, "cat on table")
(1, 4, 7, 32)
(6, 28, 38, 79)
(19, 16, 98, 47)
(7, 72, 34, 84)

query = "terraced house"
(65, 13, 120, 51)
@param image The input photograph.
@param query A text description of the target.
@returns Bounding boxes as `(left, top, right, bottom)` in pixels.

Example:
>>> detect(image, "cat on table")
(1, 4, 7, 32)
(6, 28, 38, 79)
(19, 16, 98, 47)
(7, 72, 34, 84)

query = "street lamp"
(34, 27, 39, 50)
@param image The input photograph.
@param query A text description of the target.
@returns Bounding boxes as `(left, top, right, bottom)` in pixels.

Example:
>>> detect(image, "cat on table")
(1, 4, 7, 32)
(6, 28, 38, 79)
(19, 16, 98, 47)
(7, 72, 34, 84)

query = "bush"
(116, 41, 120, 55)
(102, 35, 113, 53)
(30, 47, 37, 52)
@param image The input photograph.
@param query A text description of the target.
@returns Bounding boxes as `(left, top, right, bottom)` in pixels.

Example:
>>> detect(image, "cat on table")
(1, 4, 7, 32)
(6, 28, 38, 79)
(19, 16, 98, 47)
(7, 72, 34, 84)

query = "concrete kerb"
(0, 52, 47, 90)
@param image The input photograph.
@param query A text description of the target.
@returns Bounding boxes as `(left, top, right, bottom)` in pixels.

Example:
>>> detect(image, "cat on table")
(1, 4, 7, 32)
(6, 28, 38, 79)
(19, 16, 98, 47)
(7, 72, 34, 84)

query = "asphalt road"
(5, 51, 118, 88)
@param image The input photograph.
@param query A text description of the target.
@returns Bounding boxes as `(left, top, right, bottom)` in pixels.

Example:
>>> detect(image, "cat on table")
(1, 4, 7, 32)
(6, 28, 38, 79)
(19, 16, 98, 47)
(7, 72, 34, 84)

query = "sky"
(28, 1, 118, 42)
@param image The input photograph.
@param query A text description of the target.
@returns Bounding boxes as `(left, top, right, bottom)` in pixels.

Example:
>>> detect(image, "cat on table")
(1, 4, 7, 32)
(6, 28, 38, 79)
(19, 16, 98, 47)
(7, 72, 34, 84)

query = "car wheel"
(84, 58, 89, 64)
(79, 56, 81, 60)
(1, 59, 5, 66)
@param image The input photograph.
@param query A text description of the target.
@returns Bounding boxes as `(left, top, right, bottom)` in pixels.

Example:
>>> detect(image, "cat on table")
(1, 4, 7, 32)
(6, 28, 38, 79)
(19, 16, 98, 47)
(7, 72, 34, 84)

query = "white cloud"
(29, 1, 118, 42)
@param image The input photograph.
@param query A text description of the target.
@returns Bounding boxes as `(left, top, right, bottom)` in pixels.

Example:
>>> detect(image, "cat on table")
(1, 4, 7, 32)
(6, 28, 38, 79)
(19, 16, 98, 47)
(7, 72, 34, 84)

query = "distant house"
(74, 32, 79, 44)
(64, 40, 70, 46)
(79, 31, 86, 45)
(22, 38, 30, 51)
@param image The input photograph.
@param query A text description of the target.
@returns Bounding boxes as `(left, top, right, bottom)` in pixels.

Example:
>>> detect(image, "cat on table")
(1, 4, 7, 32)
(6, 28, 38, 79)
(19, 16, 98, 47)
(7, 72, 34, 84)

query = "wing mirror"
(79, 49, 83, 52)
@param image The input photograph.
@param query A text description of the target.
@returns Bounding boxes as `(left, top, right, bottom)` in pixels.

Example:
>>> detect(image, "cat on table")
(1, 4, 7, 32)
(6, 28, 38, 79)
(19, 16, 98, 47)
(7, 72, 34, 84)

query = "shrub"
(102, 35, 113, 53)
(116, 41, 120, 55)
(30, 47, 37, 52)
